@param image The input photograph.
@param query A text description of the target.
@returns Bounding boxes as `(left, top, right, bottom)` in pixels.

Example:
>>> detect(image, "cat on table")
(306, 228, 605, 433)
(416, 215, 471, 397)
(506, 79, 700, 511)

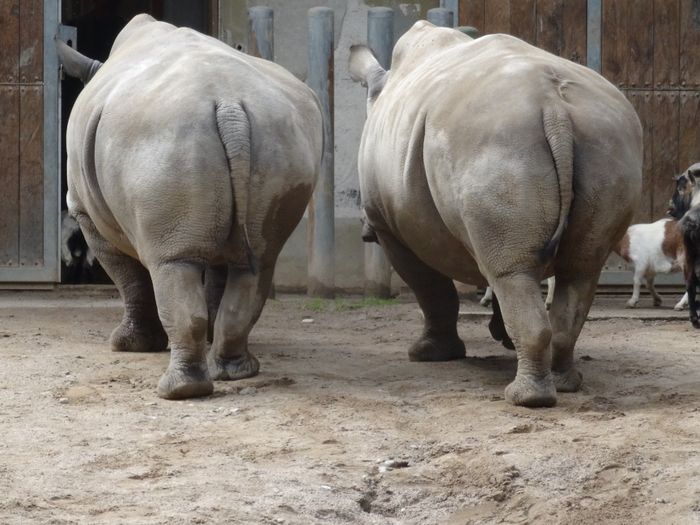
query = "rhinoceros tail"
(55, 38, 103, 85)
(541, 103, 574, 262)
(215, 101, 257, 274)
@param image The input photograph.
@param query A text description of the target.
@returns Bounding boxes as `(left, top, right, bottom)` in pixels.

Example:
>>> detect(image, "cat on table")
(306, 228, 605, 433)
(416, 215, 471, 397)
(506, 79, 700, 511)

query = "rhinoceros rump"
(59, 14, 322, 399)
(350, 21, 642, 407)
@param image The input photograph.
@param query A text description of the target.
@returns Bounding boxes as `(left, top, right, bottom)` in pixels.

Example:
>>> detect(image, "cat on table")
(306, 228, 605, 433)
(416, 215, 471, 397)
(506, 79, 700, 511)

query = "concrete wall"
(219, 0, 438, 293)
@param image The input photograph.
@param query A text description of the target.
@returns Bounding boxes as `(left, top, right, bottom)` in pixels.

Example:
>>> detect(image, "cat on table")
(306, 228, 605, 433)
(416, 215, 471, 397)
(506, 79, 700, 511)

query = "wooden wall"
(459, 0, 700, 224)
(602, 0, 700, 222)
(0, 0, 44, 270)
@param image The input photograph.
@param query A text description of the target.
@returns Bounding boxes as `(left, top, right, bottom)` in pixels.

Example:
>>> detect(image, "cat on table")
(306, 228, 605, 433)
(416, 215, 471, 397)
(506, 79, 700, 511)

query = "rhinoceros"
(58, 14, 322, 399)
(350, 21, 642, 407)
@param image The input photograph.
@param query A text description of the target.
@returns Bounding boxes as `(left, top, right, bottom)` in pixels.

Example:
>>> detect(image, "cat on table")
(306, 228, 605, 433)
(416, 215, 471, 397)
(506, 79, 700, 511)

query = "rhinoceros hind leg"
(75, 214, 168, 353)
(150, 261, 213, 400)
(548, 274, 598, 393)
(375, 230, 465, 362)
(207, 265, 274, 380)
(491, 273, 557, 407)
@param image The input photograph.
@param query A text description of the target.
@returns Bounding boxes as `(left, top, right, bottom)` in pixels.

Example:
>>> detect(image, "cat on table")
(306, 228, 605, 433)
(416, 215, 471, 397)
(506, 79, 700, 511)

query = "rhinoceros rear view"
(350, 21, 643, 407)
(60, 14, 322, 399)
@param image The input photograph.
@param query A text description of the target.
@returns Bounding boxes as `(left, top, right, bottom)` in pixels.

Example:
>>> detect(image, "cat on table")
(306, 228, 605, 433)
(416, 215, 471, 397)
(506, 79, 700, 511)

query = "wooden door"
(602, 0, 700, 223)
(0, 1, 59, 283)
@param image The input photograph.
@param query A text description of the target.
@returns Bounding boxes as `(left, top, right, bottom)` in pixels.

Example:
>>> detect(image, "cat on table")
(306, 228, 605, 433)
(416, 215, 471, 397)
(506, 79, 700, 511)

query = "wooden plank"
(19, 0, 42, 83)
(679, 91, 700, 172)
(0, 0, 20, 82)
(680, 0, 700, 89)
(602, 0, 631, 88)
(627, 90, 654, 223)
(653, 0, 681, 89)
(626, 0, 654, 89)
(509, 0, 536, 44)
(562, 0, 586, 64)
(652, 91, 680, 219)
(537, 0, 564, 57)
(483, 0, 510, 34)
(19, 85, 43, 267)
(0, 86, 19, 266)
(459, 0, 484, 30)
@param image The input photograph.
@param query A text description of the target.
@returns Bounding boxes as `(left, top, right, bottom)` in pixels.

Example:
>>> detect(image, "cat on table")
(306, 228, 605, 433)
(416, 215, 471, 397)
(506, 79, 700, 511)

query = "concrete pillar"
(427, 7, 453, 28)
(439, 0, 459, 27)
(364, 6, 394, 298)
(247, 6, 274, 61)
(307, 7, 335, 298)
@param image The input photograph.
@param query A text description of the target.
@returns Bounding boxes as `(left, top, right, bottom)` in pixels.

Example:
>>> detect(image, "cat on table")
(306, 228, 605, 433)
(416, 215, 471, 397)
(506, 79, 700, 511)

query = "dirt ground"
(0, 289, 699, 524)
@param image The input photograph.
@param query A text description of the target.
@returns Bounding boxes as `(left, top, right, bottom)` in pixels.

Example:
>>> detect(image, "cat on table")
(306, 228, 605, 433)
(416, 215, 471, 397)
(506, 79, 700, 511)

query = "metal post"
(307, 7, 335, 298)
(586, 0, 602, 73)
(439, 0, 459, 27)
(363, 7, 394, 298)
(427, 7, 453, 28)
(247, 6, 274, 61)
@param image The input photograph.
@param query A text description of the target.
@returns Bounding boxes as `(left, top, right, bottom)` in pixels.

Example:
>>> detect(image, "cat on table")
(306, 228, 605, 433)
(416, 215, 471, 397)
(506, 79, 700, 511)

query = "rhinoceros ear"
(349, 45, 387, 101)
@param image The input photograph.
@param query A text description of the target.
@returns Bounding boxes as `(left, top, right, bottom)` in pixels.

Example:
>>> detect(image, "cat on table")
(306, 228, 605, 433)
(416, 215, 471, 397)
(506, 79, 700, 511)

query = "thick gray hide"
(351, 22, 642, 407)
(66, 14, 322, 399)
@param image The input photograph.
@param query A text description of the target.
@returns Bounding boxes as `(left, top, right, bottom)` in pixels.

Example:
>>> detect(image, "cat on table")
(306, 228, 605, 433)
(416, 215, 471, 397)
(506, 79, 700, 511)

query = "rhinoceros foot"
(408, 333, 465, 362)
(552, 367, 583, 393)
(505, 373, 557, 407)
(110, 321, 168, 353)
(157, 362, 213, 400)
(208, 353, 260, 381)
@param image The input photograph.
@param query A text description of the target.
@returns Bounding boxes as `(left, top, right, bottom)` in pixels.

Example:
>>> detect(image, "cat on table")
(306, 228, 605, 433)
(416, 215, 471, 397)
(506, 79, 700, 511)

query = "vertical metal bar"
(247, 6, 274, 61)
(587, 0, 602, 73)
(427, 7, 453, 28)
(364, 7, 394, 298)
(439, 0, 459, 27)
(307, 7, 335, 298)
(44, 0, 60, 282)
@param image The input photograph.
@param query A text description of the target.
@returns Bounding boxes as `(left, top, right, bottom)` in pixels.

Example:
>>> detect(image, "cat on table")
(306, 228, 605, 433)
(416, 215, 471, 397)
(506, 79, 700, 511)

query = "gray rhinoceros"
(58, 14, 322, 399)
(350, 21, 642, 407)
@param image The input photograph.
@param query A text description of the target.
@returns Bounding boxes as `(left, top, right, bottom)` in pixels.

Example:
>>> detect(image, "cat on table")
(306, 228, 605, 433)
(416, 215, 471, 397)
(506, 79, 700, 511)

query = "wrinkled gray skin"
(61, 15, 322, 399)
(350, 22, 642, 407)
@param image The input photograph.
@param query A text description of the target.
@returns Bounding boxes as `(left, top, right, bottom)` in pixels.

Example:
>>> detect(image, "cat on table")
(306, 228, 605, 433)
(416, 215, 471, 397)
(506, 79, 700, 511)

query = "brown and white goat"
(614, 218, 687, 309)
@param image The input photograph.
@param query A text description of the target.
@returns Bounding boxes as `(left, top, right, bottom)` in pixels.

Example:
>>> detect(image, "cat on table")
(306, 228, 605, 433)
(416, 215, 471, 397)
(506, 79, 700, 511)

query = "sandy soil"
(0, 290, 699, 524)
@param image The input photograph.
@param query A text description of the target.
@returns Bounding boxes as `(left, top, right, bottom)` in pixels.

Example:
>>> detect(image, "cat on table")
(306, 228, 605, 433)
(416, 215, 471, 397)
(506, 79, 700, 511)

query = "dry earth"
(0, 289, 699, 524)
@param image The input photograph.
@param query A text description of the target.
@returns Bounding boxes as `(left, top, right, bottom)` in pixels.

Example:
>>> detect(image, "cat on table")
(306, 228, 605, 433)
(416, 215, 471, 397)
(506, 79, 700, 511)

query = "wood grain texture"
(626, 0, 654, 89)
(0, 86, 19, 266)
(652, 91, 680, 219)
(459, 0, 484, 30)
(562, 0, 586, 64)
(680, 0, 700, 89)
(19, 0, 42, 83)
(483, 0, 510, 34)
(627, 90, 654, 223)
(602, 0, 629, 88)
(537, 0, 564, 56)
(653, 0, 680, 89)
(0, 0, 20, 83)
(509, 0, 536, 44)
(19, 86, 43, 266)
(679, 91, 700, 172)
